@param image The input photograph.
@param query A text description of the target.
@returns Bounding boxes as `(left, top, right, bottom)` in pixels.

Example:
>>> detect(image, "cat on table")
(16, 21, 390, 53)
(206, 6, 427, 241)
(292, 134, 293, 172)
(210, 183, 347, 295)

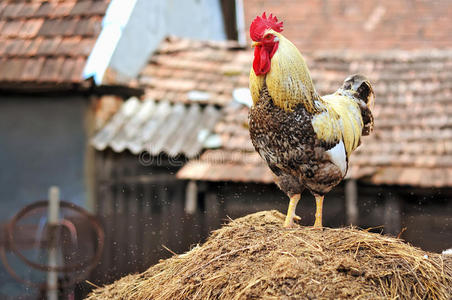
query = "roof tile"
(1, 20, 23, 37)
(0, 3, 7, 18)
(70, 57, 86, 82)
(0, 0, 111, 86)
(74, 17, 90, 36)
(4, 39, 23, 55)
(1, 2, 24, 19)
(17, 18, 44, 38)
(4, 57, 26, 81)
(21, 57, 45, 81)
(74, 17, 102, 36)
(70, 1, 93, 16)
(59, 18, 78, 36)
(37, 19, 60, 36)
(16, 3, 40, 18)
(36, 37, 61, 56)
(25, 36, 43, 56)
(52, 2, 75, 18)
(79, 38, 96, 56)
(60, 58, 77, 82)
(0, 58, 9, 80)
(0, 39, 7, 55)
(55, 36, 82, 56)
(40, 57, 64, 82)
(34, 2, 57, 18)
(15, 38, 31, 56)
(90, 1, 110, 15)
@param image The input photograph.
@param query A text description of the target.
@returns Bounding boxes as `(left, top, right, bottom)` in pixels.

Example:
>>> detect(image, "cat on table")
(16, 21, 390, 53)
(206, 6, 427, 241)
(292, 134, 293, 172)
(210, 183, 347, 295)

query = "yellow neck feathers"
(249, 33, 319, 112)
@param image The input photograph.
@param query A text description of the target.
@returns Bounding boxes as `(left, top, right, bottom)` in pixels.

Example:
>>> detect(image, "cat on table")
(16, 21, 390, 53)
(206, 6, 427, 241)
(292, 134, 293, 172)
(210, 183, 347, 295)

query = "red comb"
(250, 12, 284, 41)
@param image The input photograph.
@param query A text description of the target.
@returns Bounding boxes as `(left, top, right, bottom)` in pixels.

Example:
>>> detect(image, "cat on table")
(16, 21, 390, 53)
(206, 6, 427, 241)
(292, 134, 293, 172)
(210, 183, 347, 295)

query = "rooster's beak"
(251, 41, 261, 48)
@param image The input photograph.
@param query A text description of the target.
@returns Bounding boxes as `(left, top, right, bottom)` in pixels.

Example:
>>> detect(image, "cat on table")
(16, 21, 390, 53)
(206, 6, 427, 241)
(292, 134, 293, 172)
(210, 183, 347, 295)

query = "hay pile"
(88, 211, 452, 300)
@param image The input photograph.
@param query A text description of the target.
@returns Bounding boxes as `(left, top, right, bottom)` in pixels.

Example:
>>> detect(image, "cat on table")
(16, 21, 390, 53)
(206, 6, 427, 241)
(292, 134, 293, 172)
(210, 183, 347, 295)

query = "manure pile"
(88, 210, 452, 300)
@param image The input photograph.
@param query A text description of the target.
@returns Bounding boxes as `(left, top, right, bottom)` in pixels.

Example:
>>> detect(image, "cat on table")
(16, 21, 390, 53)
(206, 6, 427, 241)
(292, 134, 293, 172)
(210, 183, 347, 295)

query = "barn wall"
(0, 95, 91, 297)
(355, 185, 452, 252)
(91, 151, 193, 285)
(0, 95, 90, 221)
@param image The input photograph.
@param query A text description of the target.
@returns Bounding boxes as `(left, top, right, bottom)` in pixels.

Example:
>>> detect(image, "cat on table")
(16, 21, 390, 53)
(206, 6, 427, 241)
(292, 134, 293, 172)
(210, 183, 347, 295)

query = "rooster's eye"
(264, 34, 272, 40)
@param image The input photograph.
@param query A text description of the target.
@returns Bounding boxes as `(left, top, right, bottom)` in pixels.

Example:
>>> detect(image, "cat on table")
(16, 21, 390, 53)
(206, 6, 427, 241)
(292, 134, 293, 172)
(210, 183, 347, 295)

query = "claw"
(313, 220, 323, 229)
(283, 219, 297, 228)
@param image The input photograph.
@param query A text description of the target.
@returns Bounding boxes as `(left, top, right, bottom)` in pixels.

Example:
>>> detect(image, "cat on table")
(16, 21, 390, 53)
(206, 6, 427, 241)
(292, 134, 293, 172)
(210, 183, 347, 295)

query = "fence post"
(185, 181, 197, 214)
(47, 186, 60, 300)
(384, 192, 401, 235)
(345, 179, 359, 225)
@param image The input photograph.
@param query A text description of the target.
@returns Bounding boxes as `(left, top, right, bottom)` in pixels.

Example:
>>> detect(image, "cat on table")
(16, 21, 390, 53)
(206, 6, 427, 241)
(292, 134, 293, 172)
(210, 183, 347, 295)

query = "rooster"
(248, 13, 375, 228)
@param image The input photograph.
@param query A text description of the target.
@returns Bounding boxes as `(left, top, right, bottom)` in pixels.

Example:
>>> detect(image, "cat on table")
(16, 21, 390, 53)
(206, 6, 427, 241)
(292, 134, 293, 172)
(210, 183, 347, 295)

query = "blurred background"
(0, 0, 451, 298)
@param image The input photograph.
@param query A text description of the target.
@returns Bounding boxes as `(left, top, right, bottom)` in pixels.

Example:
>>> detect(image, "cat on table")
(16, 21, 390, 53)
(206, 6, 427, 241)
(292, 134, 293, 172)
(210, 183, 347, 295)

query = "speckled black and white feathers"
(340, 74, 375, 136)
(249, 85, 344, 197)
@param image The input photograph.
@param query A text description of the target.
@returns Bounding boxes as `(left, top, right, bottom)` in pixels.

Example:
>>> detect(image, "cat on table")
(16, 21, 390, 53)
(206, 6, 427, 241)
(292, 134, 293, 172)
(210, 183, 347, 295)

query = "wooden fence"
(89, 151, 217, 285)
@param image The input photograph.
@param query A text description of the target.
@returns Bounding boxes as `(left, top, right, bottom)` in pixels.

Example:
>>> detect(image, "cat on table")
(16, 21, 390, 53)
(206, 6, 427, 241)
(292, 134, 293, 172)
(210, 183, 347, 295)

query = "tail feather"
(341, 74, 375, 136)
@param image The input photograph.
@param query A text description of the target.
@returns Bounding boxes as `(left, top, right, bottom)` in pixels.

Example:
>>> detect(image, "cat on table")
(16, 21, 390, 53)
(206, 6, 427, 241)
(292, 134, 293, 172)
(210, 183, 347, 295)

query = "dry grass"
(87, 210, 452, 300)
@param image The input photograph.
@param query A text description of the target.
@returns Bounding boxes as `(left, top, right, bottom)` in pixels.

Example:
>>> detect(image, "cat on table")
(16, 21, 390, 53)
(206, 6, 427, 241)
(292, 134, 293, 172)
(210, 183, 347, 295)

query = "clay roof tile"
(0, 0, 111, 86)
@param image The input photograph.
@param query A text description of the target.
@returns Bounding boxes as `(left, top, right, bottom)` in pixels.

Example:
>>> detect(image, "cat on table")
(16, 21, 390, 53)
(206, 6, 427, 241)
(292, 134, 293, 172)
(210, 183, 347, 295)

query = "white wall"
(101, 0, 227, 83)
(165, 0, 226, 41)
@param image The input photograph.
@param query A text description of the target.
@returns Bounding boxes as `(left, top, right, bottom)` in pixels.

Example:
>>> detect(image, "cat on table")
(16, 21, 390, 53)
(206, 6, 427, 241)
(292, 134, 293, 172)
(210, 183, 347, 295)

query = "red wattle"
(253, 46, 270, 75)
(252, 42, 278, 76)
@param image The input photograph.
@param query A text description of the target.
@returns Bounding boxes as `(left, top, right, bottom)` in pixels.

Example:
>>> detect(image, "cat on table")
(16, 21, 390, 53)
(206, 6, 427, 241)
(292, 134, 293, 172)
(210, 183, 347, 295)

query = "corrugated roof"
(177, 48, 452, 188)
(0, 0, 110, 87)
(91, 97, 222, 158)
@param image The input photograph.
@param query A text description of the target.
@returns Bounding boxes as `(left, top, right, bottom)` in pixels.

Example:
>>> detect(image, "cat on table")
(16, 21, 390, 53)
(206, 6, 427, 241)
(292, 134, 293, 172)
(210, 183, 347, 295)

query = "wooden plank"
(345, 179, 359, 225)
(184, 181, 197, 214)
(383, 193, 402, 235)
(133, 184, 145, 271)
(205, 191, 221, 232)
(127, 182, 139, 273)
(159, 184, 171, 259)
(169, 182, 185, 254)
(115, 186, 128, 276)
(142, 183, 154, 267)
(95, 181, 115, 282)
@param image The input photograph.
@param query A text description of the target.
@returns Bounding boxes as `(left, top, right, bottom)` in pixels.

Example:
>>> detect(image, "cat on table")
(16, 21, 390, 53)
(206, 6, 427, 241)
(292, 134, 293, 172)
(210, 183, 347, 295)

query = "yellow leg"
(284, 194, 301, 228)
(313, 195, 324, 228)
